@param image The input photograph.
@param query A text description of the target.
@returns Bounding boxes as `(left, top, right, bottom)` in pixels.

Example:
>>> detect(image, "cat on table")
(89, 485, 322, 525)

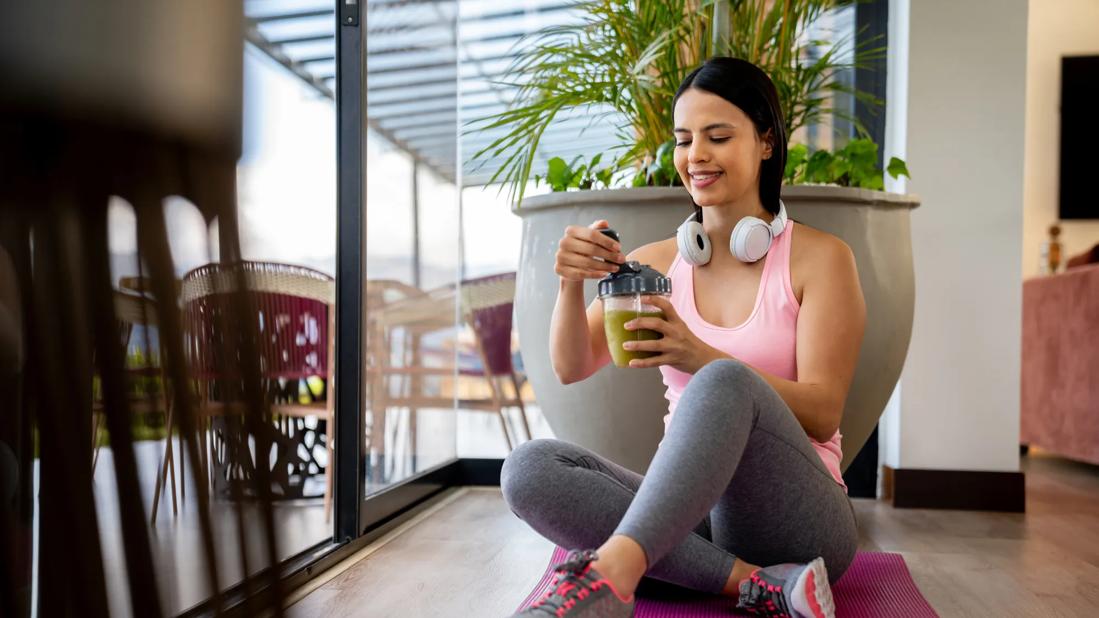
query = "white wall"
(894, 0, 1027, 472)
(1022, 0, 1099, 278)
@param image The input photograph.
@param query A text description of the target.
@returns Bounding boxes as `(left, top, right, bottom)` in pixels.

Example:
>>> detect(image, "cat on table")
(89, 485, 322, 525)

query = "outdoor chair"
(90, 291, 182, 524)
(454, 272, 532, 449)
(176, 261, 335, 522)
(366, 272, 531, 461)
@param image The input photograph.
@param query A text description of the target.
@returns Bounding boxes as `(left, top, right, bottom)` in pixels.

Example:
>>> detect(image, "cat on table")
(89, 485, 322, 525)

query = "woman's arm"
(705, 235, 866, 442)
(549, 280, 611, 384)
(549, 222, 623, 384)
(550, 237, 674, 384)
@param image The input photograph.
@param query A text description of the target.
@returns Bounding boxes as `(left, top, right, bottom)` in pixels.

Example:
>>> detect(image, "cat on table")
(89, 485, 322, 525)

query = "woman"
(502, 57, 864, 618)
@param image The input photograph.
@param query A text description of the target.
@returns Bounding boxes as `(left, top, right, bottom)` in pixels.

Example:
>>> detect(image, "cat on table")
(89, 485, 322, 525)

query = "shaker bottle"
(596, 232, 672, 367)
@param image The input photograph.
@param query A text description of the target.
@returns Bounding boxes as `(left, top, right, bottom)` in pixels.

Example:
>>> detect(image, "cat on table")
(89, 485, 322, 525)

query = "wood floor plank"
(290, 452, 1099, 617)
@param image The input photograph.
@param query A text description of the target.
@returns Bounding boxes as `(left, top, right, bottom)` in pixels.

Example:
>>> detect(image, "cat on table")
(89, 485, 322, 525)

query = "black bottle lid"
(597, 261, 672, 298)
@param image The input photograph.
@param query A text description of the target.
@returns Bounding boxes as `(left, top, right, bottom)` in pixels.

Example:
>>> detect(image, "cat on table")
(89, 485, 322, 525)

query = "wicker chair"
(367, 272, 531, 458)
(456, 272, 531, 449)
(175, 261, 335, 522)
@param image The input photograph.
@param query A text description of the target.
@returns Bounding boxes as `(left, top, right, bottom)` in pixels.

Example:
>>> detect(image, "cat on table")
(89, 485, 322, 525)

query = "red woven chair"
(365, 272, 531, 459)
(457, 272, 531, 449)
(177, 261, 335, 521)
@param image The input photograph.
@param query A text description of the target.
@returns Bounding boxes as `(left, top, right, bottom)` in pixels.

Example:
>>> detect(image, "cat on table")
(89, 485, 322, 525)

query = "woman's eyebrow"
(673, 122, 736, 133)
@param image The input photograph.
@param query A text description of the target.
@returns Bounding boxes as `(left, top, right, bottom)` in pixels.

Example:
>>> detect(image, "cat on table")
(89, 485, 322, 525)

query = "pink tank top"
(657, 222, 847, 491)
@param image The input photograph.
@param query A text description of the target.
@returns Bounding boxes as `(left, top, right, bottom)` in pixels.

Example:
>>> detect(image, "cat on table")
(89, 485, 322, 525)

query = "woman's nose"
(688, 141, 709, 162)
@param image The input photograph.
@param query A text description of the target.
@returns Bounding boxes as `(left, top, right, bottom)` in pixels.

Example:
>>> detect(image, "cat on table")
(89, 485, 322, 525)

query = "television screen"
(1060, 55, 1099, 220)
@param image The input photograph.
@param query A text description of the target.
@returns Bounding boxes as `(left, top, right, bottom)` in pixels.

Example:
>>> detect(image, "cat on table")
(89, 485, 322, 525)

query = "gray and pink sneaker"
(736, 557, 835, 618)
(512, 549, 635, 617)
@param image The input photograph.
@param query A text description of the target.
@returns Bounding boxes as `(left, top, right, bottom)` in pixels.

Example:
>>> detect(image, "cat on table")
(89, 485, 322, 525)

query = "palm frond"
(466, 0, 887, 203)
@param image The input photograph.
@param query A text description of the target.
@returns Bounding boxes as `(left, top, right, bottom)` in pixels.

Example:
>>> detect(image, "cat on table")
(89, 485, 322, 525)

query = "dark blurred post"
(0, 229, 32, 618)
(0, 1, 283, 616)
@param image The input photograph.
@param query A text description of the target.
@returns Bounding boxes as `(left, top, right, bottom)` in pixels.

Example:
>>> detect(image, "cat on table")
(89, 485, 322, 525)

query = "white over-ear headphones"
(676, 200, 788, 265)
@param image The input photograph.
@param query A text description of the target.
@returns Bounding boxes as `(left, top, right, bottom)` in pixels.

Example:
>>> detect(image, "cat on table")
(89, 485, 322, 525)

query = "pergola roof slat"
(246, 0, 621, 186)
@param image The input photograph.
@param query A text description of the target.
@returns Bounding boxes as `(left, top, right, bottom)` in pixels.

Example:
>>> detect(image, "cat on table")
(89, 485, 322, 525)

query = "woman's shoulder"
(789, 222, 857, 297)
(790, 222, 853, 258)
(625, 237, 678, 276)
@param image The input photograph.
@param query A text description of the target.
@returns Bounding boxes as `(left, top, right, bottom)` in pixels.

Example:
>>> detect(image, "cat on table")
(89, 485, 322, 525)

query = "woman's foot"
(512, 549, 635, 617)
(735, 557, 834, 618)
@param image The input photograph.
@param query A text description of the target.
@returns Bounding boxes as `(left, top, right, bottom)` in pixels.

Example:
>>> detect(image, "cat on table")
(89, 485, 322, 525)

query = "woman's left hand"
(623, 295, 724, 374)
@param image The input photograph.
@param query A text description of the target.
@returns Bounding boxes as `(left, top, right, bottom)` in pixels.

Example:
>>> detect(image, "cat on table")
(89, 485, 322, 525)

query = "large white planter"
(513, 186, 919, 474)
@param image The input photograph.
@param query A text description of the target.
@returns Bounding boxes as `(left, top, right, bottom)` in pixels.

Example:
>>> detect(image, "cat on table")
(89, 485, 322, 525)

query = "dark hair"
(673, 57, 787, 216)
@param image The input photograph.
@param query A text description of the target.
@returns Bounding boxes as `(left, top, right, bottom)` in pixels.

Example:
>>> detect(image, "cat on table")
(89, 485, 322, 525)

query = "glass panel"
(453, 1, 587, 458)
(91, 2, 338, 613)
(794, 4, 858, 150)
(363, 0, 460, 495)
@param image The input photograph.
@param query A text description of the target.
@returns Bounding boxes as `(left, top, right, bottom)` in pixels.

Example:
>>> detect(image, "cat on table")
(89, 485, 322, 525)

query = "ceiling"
(245, 0, 624, 186)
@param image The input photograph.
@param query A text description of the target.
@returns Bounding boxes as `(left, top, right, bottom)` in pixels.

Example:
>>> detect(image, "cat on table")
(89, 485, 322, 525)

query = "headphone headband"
(770, 200, 788, 238)
(689, 200, 787, 230)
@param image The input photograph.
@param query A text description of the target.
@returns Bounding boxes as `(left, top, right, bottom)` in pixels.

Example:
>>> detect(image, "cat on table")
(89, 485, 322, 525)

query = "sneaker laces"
(738, 570, 792, 617)
(529, 549, 603, 615)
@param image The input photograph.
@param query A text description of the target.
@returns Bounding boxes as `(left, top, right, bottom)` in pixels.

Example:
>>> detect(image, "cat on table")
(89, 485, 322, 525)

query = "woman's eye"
(674, 137, 729, 147)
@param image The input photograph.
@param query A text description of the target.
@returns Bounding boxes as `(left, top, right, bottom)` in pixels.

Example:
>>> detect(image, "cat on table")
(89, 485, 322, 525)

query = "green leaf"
(596, 168, 613, 188)
(861, 173, 885, 191)
(827, 157, 852, 186)
(887, 157, 911, 180)
(842, 139, 879, 183)
(546, 157, 570, 191)
(805, 150, 834, 184)
(571, 164, 589, 188)
(785, 143, 809, 181)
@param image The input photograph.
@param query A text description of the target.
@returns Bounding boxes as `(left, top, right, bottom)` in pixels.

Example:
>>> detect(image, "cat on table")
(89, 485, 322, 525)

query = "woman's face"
(672, 88, 772, 208)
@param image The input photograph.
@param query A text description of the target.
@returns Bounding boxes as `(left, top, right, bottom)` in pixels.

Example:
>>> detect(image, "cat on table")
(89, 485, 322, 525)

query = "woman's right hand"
(554, 220, 627, 282)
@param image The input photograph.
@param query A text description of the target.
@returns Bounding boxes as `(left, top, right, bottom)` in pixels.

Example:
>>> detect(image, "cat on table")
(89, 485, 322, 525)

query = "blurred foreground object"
(0, 1, 286, 616)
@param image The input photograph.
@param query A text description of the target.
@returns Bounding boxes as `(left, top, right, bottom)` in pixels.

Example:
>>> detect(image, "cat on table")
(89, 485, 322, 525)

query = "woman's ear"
(761, 128, 774, 160)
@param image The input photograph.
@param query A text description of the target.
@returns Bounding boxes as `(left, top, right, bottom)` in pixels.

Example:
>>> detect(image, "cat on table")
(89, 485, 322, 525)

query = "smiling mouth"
(689, 171, 723, 185)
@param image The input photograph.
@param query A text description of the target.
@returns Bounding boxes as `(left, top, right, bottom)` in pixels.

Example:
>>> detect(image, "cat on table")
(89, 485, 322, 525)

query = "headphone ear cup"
(677, 219, 712, 266)
(730, 216, 773, 263)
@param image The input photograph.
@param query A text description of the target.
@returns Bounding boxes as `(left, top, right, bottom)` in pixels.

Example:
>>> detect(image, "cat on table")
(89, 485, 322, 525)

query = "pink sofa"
(1020, 263, 1099, 465)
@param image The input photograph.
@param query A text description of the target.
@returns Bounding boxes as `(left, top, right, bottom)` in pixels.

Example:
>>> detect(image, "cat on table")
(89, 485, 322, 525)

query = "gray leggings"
(501, 359, 858, 594)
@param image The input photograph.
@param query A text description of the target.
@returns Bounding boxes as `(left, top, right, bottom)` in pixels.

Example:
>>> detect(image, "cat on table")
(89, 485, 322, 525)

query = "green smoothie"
(604, 309, 665, 367)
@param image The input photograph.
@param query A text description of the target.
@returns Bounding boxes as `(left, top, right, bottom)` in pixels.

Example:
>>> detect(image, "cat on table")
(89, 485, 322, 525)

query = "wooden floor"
(288, 450, 1099, 617)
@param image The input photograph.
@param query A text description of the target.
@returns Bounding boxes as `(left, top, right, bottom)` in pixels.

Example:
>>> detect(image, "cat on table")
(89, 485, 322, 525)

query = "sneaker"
(735, 557, 835, 618)
(512, 549, 635, 617)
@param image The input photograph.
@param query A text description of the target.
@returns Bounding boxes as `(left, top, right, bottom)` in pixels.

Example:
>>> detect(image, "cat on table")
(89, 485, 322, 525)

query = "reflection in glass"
(88, 2, 339, 613)
(364, 0, 461, 494)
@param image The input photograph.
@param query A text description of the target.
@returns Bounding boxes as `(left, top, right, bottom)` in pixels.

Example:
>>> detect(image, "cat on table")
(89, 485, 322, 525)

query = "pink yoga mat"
(517, 547, 939, 617)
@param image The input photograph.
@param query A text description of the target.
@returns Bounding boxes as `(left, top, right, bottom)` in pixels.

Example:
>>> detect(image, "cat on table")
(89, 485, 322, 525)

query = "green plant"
(632, 140, 679, 187)
(535, 153, 615, 191)
(467, 0, 895, 205)
(785, 139, 910, 189)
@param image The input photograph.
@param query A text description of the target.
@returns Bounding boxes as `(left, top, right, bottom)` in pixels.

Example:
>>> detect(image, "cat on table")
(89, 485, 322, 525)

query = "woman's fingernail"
(622, 342, 632, 350)
(624, 321, 634, 329)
